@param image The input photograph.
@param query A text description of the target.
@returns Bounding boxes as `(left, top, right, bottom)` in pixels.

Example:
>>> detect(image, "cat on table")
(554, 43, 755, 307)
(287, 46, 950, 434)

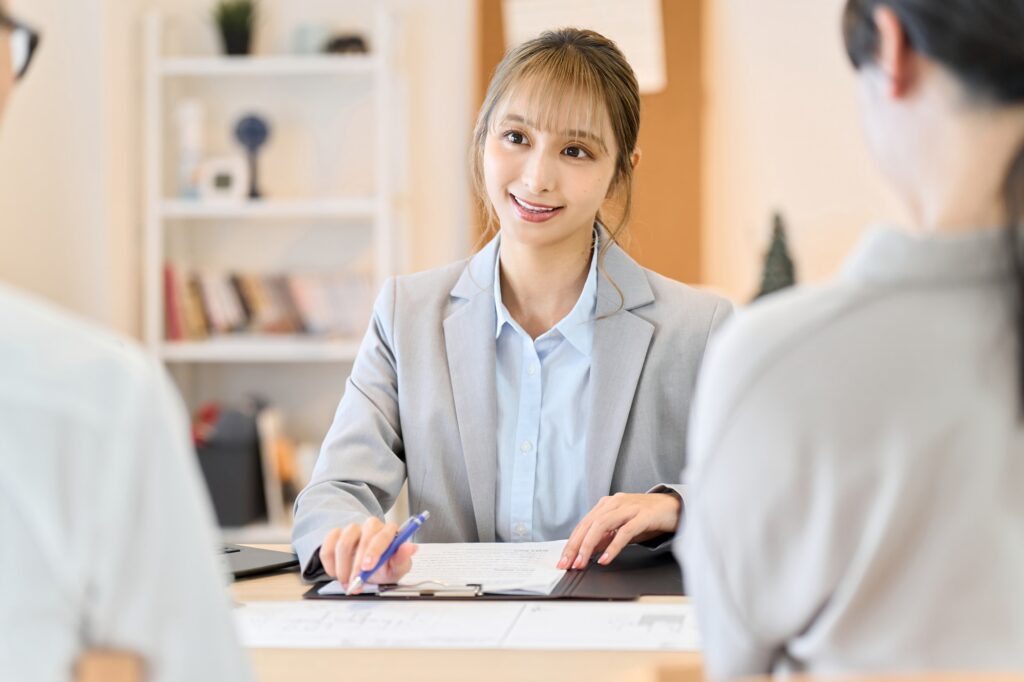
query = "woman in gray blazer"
(681, 0, 1024, 677)
(293, 28, 731, 589)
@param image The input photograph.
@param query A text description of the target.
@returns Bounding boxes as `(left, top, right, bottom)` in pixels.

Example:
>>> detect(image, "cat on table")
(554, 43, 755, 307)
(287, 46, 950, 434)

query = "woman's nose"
(520, 150, 556, 194)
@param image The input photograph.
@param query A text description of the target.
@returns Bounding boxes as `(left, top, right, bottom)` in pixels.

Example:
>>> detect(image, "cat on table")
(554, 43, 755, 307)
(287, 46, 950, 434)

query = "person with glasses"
(0, 4, 252, 681)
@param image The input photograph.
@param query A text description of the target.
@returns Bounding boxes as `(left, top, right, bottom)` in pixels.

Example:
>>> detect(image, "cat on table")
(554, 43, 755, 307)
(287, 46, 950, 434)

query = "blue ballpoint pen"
(346, 510, 430, 595)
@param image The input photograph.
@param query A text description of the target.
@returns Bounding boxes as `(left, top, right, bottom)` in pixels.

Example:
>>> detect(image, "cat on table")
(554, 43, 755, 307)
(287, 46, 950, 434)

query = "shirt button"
(514, 523, 527, 535)
(527, 364, 538, 376)
(520, 441, 532, 453)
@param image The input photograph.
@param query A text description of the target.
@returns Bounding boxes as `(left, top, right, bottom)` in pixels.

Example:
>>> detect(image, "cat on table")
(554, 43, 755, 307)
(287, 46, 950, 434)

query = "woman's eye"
(504, 131, 526, 145)
(563, 145, 591, 159)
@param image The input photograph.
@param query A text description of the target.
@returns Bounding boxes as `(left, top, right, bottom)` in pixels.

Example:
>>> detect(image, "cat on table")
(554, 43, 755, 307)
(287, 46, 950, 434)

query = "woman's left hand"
(557, 492, 681, 570)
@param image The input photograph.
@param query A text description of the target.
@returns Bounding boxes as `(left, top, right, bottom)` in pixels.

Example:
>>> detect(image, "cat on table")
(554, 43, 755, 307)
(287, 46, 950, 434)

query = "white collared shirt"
(0, 284, 251, 681)
(493, 238, 598, 542)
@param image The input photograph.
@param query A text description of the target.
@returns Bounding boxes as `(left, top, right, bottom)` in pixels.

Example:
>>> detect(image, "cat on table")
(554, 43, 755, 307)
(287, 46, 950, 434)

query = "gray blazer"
(292, 233, 732, 578)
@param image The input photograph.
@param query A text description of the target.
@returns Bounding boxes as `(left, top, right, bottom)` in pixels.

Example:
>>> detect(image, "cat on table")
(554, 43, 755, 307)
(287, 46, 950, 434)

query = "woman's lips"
(510, 193, 564, 223)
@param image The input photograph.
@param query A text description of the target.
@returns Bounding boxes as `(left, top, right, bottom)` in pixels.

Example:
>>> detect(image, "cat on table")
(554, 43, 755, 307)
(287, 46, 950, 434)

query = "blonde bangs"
(489, 52, 610, 152)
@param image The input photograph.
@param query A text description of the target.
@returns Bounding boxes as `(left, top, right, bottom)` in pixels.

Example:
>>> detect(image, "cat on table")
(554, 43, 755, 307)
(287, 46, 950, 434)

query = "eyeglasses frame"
(0, 11, 40, 81)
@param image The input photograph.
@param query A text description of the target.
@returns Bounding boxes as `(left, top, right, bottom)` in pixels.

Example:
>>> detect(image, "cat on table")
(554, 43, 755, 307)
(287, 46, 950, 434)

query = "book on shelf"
(163, 264, 183, 341)
(183, 274, 210, 339)
(163, 262, 372, 342)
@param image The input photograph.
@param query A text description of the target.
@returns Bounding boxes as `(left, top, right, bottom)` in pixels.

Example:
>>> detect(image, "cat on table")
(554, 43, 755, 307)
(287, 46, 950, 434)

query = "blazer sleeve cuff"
(638, 484, 685, 551)
(293, 527, 338, 583)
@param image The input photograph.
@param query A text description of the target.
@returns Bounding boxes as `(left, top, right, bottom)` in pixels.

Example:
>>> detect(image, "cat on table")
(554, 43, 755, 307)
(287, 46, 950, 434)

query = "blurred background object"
(194, 400, 267, 527)
(324, 33, 367, 55)
(754, 212, 797, 300)
(213, 0, 256, 55)
(233, 113, 270, 198)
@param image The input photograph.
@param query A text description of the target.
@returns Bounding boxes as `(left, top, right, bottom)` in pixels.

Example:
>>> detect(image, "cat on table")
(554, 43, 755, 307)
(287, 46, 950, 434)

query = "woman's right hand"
(319, 517, 418, 593)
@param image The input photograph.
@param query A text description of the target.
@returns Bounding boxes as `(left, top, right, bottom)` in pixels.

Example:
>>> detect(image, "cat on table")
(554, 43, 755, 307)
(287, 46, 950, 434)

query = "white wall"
(0, 0, 114, 325)
(0, 0, 475, 337)
(701, 0, 907, 302)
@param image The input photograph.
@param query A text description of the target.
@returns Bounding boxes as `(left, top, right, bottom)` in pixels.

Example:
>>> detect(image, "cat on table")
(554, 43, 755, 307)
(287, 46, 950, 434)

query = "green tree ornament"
(755, 212, 797, 300)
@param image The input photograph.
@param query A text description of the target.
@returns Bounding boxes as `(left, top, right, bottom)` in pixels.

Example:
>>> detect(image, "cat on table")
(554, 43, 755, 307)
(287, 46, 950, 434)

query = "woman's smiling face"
(483, 85, 619, 250)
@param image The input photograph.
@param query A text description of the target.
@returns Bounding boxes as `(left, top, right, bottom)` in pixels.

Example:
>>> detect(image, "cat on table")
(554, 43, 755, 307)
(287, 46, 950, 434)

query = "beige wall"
(701, 0, 907, 302)
(0, 0, 475, 338)
(0, 0, 115, 325)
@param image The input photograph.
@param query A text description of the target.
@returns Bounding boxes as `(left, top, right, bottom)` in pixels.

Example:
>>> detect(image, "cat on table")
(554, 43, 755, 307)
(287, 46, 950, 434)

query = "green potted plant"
(213, 0, 257, 56)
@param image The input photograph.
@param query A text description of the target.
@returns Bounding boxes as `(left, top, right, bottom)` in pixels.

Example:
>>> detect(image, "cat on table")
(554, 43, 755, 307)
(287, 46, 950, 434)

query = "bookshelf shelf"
(161, 337, 362, 363)
(160, 55, 378, 78)
(161, 198, 377, 220)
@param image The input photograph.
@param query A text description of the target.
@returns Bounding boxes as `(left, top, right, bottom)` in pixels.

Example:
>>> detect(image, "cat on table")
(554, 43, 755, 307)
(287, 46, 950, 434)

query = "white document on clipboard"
(317, 540, 568, 596)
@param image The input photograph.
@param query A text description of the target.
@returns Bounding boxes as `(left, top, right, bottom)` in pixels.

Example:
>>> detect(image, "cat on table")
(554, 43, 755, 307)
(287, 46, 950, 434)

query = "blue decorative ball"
(235, 115, 270, 152)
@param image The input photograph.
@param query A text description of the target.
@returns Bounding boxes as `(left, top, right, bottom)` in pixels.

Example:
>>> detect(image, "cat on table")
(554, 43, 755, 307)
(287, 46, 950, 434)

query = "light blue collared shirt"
(493, 239, 598, 542)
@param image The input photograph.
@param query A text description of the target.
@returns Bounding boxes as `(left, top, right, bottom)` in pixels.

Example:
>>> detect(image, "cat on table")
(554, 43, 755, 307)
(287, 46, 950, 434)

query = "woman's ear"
(873, 5, 915, 98)
(630, 147, 642, 172)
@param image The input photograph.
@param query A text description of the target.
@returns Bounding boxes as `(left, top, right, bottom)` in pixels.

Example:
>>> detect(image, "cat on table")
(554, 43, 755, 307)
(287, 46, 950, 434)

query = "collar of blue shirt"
(492, 232, 599, 358)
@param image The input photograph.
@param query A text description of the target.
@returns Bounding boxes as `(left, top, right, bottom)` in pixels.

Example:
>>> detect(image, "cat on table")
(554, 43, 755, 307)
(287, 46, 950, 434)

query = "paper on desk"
(235, 601, 524, 649)
(318, 540, 568, 596)
(505, 603, 701, 651)
(235, 601, 700, 651)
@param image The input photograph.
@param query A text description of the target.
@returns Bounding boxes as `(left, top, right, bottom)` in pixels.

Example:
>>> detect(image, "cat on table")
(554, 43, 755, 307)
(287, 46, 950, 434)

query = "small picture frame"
(197, 156, 250, 202)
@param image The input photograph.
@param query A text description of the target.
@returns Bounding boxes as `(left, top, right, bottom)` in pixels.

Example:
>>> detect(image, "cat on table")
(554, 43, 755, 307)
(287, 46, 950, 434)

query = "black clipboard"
(302, 545, 684, 601)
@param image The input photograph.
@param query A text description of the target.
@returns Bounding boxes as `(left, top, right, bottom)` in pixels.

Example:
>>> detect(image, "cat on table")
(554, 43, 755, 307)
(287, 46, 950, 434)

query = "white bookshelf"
(161, 337, 362, 364)
(159, 54, 379, 77)
(160, 197, 377, 220)
(142, 9, 398, 537)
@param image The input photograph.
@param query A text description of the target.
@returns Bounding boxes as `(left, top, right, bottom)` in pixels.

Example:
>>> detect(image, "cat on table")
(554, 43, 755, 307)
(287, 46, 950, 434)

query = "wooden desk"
(232, 545, 703, 682)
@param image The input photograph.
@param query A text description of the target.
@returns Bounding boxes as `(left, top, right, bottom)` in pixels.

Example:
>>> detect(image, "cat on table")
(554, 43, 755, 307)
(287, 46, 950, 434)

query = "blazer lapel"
(443, 237, 500, 542)
(585, 238, 655, 508)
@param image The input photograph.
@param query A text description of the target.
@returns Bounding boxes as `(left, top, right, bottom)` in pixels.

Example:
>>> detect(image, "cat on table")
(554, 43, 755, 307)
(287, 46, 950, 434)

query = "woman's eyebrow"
(502, 113, 608, 152)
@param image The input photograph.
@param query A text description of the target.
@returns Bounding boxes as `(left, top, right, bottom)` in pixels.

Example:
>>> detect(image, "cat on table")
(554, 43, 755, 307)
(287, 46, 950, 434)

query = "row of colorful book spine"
(163, 263, 372, 341)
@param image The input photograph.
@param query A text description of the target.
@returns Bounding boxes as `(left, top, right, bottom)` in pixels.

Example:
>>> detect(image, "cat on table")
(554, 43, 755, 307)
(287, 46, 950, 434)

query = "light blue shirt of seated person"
(493, 237, 598, 543)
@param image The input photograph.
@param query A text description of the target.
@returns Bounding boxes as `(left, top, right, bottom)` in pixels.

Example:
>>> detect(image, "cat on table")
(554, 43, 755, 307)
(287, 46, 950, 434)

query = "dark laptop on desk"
(221, 544, 299, 579)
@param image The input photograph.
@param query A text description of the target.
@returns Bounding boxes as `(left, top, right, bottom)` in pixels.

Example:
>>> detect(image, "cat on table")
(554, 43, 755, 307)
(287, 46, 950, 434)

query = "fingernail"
(362, 556, 374, 570)
(572, 556, 584, 569)
(599, 553, 610, 565)
(558, 555, 569, 568)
